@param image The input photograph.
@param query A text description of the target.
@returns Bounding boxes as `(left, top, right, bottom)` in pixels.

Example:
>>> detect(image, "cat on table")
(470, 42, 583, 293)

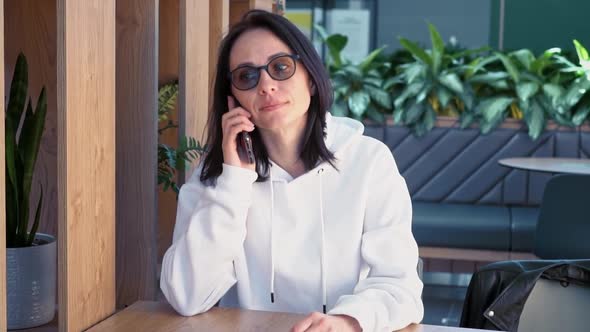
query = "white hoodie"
(160, 114, 424, 331)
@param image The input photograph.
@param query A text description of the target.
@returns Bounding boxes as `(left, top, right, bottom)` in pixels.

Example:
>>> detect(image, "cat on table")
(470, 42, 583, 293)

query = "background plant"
(5, 53, 47, 248)
(464, 46, 582, 139)
(315, 25, 392, 123)
(158, 81, 205, 195)
(393, 23, 488, 136)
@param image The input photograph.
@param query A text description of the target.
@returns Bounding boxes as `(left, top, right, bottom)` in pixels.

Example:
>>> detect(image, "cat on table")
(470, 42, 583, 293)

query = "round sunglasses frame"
(228, 54, 300, 91)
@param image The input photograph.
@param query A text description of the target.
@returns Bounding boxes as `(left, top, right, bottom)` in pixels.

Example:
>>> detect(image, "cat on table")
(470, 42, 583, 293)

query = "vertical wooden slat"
(0, 0, 6, 329)
(116, 0, 158, 308)
(179, 0, 210, 177)
(157, 0, 180, 265)
(57, 0, 116, 331)
(209, 0, 230, 83)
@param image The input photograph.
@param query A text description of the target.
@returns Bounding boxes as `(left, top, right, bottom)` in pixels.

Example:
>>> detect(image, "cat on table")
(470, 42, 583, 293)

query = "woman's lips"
(260, 102, 287, 112)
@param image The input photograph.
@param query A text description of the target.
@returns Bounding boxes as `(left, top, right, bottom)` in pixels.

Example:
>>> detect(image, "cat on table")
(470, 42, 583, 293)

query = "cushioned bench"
(412, 202, 539, 252)
(364, 121, 590, 257)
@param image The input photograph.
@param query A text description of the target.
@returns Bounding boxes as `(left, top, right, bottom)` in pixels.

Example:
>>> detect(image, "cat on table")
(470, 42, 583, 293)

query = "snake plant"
(5, 53, 47, 248)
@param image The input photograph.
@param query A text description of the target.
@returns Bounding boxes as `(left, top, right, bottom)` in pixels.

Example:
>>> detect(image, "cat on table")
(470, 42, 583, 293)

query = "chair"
(460, 259, 590, 332)
(534, 174, 590, 259)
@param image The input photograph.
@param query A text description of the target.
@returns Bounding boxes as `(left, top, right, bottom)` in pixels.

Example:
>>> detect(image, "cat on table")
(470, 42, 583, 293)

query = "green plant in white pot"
(5, 52, 55, 329)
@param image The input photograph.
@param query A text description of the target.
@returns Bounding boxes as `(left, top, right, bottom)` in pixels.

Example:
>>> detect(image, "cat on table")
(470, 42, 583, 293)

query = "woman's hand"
(291, 312, 362, 332)
(222, 96, 256, 171)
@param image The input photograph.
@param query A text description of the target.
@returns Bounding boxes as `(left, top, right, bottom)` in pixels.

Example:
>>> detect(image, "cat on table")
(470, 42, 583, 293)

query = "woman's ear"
(309, 80, 317, 96)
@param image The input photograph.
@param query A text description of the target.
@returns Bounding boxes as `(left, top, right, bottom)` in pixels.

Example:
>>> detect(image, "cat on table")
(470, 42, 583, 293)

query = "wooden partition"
(0, 0, 284, 330)
(0, 1, 5, 329)
(57, 0, 116, 330)
(115, 0, 159, 308)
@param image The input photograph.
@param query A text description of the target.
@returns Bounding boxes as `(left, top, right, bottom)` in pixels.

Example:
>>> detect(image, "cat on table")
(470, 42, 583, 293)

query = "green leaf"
(495, 52, 520, 83)
(158, 81, 179, 118)
(438, 73, 463, 94)
(314, 24, 329, 41)
(360, 47, 385, 73)
(437, 88, 452, 108)
(476, 96, 514, 123)
(398, 37, 433, 66)
(428, 23, 445, 73)
(6, 53, 28, 134)
(366, 106, 385, 123)
(394, 82, 423, 109)
(27, 186, 43, 246)
(516, 81, 540, 102)
(468, 72, 510, 84)
(348, 91, 370, 116)
(403, 63, 425, 84)
(366, 85, 392, 110)
(572, 105, 590, 125)
(542, 83, 564, 109)
(527, 99, 546, 140)
(510, 49, 535, 70)
(331, 102, 348, 116)
(405, 101, 426, 124)
(423, 107, 436, 132)
(459, 112, 475, 128)
(383, 76, 403, 90)
(574, 39, 590, 62)
(20, 88, 47, 207)
(562, 77, 590, 109)
(467, 54, 499, 77)
(326, 34, 348, 68)
(362, 77, 382, 87)
(531, 48, 561, 74)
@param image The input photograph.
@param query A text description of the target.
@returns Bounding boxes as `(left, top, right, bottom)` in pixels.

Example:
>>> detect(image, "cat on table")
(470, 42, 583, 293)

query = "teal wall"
(491, 0, 590, 54)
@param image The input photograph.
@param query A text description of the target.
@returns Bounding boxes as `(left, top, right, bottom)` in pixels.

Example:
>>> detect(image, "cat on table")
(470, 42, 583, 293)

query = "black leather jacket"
(460, 259, 590, 331)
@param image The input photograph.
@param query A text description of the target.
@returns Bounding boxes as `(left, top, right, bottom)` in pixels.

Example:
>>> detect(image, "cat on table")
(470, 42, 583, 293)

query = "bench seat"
(412, 202, 539, 252)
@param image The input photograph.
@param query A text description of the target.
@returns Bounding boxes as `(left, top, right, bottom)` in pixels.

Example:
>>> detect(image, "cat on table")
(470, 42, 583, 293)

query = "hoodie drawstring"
(318, 168, 327, 314)
(269, 168, 276, 303)
(268, 166, 327, 314)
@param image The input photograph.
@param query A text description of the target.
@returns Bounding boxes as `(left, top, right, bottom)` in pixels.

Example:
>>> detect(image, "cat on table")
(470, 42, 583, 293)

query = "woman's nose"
(257, 69, 277, 95)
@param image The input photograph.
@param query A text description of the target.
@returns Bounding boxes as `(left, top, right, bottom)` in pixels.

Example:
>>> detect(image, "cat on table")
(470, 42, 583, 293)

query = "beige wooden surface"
(420, 246, 537, 263)
(0, 1, 5, 329)
(179, 0, 210, 178)
(157, 0, 181, 264)
(115, 0, 159, 308)
(210, 0, 230, 82)
(57, 0, 116, 330)
(87, 301, 488, 332)
(5, 0, 59, 245)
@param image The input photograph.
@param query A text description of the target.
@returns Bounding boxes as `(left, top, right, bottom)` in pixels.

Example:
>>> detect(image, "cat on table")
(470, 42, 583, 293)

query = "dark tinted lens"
(268, 56, 296, 80)
(232, 67, 259, 90)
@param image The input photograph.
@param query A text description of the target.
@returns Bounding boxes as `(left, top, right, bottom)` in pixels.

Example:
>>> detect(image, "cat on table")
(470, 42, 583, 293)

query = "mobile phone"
(240, 131, 255, 164)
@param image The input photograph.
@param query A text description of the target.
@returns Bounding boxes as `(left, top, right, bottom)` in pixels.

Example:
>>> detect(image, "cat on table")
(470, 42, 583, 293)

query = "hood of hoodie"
(324, 113, 364, 157)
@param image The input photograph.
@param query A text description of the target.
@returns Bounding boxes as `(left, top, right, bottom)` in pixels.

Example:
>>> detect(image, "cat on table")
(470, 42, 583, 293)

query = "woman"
(160, 9, 423, 332)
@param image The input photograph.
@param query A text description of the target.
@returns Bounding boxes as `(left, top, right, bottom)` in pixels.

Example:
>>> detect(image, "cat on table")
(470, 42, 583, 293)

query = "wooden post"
(57, 0, 116, 330)
(179, 0, 210, 177)
(115, 0, 159, 308)
(0, 0, 5, 329)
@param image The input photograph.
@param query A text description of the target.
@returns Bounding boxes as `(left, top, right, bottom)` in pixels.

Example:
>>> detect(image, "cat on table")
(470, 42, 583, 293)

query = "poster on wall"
(327, 9, 370, 63)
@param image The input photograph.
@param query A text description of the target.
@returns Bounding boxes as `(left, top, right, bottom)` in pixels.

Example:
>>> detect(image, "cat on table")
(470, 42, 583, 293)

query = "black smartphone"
(240, 131, 255, 164)
(229, 95, 255, 164)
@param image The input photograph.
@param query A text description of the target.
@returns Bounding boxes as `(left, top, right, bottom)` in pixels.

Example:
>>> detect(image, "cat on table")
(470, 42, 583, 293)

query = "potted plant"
(5, 53, 54, 329)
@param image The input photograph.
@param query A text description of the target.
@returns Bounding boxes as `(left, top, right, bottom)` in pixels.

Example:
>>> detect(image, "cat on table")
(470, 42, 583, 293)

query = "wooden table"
(498, 157, 590, 175)
(86, 301, 489, 332)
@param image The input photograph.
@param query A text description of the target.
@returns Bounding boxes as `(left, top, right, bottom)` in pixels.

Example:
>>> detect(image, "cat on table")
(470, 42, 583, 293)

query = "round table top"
(498, 157, 590, 175)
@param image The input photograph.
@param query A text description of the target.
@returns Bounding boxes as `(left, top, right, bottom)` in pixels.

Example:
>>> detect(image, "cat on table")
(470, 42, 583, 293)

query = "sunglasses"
(229, 54, 300, 91)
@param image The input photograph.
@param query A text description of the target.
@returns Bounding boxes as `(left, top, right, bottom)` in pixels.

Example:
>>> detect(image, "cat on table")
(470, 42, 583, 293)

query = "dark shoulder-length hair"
(200, 9, 336, 184)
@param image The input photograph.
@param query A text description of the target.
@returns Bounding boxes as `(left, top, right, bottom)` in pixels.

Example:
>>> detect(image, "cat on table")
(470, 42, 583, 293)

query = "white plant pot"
(7, 233, 56, 330)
